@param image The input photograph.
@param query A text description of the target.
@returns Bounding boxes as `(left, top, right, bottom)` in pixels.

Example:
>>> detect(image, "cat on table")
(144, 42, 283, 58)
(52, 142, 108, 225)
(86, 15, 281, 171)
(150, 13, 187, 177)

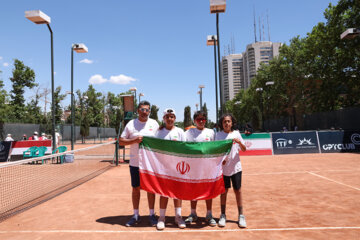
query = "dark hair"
(138, 100, 151, 109)
(193, 110, 207, 121)
(219, 113, 237, 131)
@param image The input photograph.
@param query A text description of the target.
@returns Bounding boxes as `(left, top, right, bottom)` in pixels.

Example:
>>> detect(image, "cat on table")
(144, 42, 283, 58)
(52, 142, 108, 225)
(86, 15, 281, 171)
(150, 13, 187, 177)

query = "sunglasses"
(139, 108, 150, 113)
(166, 109, 174, 114)
(195, 118, 206, 122)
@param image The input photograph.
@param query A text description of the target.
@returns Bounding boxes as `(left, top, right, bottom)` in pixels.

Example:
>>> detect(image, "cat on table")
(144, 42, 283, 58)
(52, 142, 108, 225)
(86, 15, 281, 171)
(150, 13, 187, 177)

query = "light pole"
(129, 87, 137, 112)
(210, 0, 226, 116)
(199, 85, 205, 111)
(71, 43, 88, 150)
(340, 28, 360, 39)
(207, 35, 219, 123)
(256, 87, 264, 131)
(196, 103, 199, 111)
(139, 93, 144, 103)
(25, 10, 56, 151)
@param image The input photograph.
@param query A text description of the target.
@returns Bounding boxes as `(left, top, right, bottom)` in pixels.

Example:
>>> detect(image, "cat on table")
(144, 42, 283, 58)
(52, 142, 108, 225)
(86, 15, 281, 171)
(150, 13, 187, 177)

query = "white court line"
(245, 169, 360, 176)
(308, 172, 360, 191)
(1, 226, 360, 234)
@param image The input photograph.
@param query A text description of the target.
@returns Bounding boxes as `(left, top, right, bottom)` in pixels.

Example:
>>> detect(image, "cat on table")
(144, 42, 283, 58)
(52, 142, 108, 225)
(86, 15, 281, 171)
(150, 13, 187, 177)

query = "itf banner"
(318, 131, 360, 153)
(139, 136, 232, 200)
(240, 133, 273, 156)
(0, 141, 12, 162)
(272, 131, 320, 155)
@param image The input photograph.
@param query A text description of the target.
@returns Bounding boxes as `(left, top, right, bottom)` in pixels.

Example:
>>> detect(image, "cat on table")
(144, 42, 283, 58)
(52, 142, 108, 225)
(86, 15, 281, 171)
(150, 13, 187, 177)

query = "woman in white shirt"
(155, 108, 186, 230)
(184, 110, 216, 227)
(215, 113, 247, 228)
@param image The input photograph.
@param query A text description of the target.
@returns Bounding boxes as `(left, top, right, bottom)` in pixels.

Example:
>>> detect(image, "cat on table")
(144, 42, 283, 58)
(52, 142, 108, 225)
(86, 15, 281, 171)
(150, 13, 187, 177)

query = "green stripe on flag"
(241, 133, 271, 139)
(140, 136, 233, 156)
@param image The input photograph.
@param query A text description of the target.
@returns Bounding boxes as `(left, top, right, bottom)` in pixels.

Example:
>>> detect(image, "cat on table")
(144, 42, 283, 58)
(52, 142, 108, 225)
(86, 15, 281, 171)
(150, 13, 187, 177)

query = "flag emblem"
(176, 161, 190, 175)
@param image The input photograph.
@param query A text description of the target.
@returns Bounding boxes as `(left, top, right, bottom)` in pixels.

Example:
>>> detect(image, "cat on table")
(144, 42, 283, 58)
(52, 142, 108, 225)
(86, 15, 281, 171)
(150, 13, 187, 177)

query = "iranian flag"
(139, 136, 233, 200)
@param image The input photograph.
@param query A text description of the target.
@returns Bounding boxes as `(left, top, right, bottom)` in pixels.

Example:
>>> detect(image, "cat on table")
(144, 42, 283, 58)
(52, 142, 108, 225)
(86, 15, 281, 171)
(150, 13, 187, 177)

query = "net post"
(115, 140, 119, 166)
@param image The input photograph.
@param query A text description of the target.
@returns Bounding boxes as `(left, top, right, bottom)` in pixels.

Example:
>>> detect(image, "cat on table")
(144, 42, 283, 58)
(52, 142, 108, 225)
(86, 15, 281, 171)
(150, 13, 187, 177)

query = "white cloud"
(109, 74, 136, 85)
(3, 62, 9, 67)
(80, 58, 94, 64)
(89, 74, 107, 84)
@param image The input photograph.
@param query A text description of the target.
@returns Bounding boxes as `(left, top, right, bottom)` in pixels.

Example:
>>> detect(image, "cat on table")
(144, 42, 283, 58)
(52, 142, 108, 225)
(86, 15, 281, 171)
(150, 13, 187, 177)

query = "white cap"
(7, 134, 11, 137)
(41, 133, 46, 136)
(34, 131, 38, 135)
(163, 108, 176, 117)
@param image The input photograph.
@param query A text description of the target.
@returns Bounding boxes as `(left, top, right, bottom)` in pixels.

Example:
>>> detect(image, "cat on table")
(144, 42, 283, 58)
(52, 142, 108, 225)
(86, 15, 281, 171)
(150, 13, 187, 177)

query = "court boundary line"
(245, 168, 360, 176)
(307, 172, 360, 191)
(1, 226, 360, 234)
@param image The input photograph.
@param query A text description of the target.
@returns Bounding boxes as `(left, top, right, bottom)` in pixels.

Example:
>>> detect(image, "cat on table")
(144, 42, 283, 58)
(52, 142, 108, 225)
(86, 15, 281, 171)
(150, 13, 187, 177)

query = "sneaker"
(175, 215, 186, 229)
(126, 215, 140, 227)
(184, 213, 198, 224)
(156, 220, 165, 230)
(205, 213, 217, 227)
(218, 214, 226, 227)
(238, 214, 247, 228)
(149, 214, 158, 226)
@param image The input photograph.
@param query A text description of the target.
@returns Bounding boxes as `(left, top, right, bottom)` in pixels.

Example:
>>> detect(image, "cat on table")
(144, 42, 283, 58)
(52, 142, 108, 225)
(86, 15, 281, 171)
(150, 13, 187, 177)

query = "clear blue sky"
(0, 0, 339, 122)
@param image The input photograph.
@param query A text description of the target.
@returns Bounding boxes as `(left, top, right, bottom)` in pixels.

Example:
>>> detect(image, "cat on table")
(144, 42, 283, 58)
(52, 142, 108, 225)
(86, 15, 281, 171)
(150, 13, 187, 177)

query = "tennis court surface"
(1, 152, 359, 240)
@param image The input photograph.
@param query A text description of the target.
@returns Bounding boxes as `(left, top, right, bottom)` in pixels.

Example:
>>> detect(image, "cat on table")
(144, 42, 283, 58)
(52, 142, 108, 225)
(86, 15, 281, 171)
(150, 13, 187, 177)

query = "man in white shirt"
(119, 100, 160, 227)
(5, 134, 14, 141)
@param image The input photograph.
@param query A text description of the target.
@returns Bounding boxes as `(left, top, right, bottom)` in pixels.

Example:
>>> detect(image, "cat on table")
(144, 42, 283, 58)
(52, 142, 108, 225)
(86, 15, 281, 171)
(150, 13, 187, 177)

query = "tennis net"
(0, 141, 117, 222)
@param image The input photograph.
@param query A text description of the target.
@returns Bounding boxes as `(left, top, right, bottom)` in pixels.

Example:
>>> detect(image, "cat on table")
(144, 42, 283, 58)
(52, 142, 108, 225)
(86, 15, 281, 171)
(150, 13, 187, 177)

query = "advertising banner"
(272, 131, 320, 155)
(0, 141, 12, 162)
(318, 131, 360, 153)
(240, 133, 273, 156)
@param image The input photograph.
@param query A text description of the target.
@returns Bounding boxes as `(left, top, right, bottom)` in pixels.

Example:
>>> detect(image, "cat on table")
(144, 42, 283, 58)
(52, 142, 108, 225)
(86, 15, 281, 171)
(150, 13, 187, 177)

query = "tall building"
(221, 54, 244, 103)
(221, 41, 281, 103)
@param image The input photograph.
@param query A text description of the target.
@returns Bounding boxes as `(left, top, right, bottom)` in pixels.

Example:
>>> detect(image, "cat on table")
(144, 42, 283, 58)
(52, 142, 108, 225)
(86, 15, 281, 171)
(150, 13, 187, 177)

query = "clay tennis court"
(0, 152, 359, 240)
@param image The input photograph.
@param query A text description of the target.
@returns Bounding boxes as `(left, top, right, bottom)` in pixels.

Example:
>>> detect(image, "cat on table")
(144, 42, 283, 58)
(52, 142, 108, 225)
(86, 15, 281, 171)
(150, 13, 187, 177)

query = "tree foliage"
(183, 106, 192, 128)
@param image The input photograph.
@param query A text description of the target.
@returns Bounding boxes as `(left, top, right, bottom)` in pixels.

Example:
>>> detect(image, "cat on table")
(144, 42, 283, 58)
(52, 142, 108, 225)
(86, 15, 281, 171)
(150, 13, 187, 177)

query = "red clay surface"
(0, 153, 359, 240)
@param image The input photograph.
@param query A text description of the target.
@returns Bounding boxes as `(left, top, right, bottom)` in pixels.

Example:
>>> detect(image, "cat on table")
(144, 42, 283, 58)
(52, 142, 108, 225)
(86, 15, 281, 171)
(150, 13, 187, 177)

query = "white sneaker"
(175, 215, 186, 229)
(156, 220, 165, 230)
(218, 214, 226, 227)
(238, 214, 247, 228)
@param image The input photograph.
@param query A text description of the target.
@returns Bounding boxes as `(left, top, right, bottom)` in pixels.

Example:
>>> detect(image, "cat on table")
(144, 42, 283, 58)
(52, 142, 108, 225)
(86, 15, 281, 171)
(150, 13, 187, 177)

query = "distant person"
(5, 134, 14, 141)
(282, 127, 288, 132)
(22, 134, 27, 140)
(29, 131, 39, 140)
(40, 133, 48, 140)
(119, 100, 160, 227)
(244, 123, 253, 136)
(294, 126, 298, 131)
(55, 129, 61, 148)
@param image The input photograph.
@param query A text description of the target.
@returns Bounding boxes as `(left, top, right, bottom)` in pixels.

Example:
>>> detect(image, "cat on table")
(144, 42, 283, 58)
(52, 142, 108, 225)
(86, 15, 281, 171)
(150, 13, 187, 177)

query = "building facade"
(221, 41, 281, 103)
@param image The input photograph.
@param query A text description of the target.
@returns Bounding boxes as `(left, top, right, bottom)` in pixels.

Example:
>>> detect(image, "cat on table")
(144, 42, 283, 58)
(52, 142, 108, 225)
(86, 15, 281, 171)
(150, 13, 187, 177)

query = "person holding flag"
(119, 100, 159, 227)
(215, 113, 247, 228)
(155, 108, 186, 230)
(184, 110, 216, 226)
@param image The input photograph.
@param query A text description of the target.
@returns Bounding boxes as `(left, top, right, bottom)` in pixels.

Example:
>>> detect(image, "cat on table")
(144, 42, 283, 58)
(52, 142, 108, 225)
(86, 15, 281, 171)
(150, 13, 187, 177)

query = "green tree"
(150, 105, 159, 121)
(53, 86, 66, 124)
(9, 59, 36, 121)
(85, 85, 104, 127)
(183, 106, 192, 128)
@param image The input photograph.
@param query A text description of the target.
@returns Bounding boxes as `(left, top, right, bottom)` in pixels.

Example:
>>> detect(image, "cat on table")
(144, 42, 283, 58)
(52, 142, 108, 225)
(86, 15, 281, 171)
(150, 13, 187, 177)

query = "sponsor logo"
(351, 133, 360, 145)
(322, 144, 355, 151)
(297, 138, 315, 146)
(275, 138, 293, 148)
(176, 161, 190, 175)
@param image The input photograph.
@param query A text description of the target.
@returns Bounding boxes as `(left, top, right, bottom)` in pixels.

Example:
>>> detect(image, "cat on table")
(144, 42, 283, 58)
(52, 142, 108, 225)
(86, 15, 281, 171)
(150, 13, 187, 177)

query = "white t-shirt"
(155, 127, 186, 141)
(185, 128, 214, 142)
(121, 118, 159, 167)
(5, 137, 14, 141)
(215, 130, 245, 176)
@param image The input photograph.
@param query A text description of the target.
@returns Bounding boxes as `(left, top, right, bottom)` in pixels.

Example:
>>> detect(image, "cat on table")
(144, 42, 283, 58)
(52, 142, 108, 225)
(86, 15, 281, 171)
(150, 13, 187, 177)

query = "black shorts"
(223, 171, 242, 190)
(130, 166, 140, 188)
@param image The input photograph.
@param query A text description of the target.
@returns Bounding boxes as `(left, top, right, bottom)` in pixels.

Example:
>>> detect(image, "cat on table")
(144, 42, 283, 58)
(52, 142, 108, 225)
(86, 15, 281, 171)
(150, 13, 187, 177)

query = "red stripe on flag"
(140, 172, 225, 200)
(240, 149, 272, 156)
(11, 140, 52, 148)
